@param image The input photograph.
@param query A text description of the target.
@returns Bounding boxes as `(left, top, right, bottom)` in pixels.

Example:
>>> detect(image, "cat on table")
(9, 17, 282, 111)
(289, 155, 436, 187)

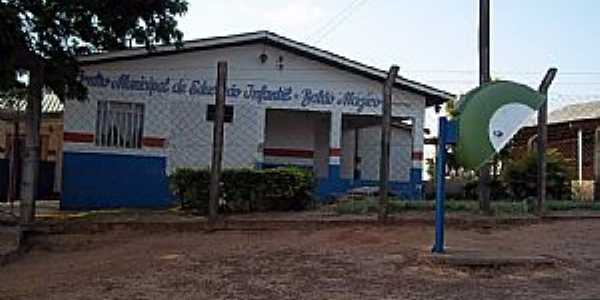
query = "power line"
(307, 0, 370, 44)
(306, 0, 362, 42)
(405, 70, 600, 76)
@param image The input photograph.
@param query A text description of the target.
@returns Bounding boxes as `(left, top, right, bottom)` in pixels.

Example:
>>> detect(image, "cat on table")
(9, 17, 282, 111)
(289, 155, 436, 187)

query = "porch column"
(317, 111, 347, 200)
(329, 111, 342, 179)
(410, 115, 424, 200)
(255, 108, 266, 169)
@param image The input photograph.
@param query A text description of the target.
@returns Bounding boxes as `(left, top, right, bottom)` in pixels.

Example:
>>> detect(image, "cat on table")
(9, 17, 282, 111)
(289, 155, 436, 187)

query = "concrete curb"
(8, 212, 600, 236)
(27, 215, 576, 235)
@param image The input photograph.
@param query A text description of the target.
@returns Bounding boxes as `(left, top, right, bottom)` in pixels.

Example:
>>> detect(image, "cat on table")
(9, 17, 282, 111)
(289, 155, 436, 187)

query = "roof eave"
(78, 31, 455, 106)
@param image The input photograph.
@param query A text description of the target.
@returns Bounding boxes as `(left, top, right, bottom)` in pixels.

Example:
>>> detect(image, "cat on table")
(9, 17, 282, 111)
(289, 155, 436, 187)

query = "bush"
(169, 167, 314, 214)
(501, 149, 573, 200)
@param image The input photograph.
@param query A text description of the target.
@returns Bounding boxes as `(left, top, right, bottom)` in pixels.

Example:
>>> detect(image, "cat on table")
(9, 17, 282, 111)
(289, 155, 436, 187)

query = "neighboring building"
(512, 101, 600, 181)
(63, 31, 454, 209)
(0, 95, 64, 201)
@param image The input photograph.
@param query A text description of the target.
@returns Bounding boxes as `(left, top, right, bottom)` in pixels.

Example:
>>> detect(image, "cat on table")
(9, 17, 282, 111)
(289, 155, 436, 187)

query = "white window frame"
(95, 101, 145, 149)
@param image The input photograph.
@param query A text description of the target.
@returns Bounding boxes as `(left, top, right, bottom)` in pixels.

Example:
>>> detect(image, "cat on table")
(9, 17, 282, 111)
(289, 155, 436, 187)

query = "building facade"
(513, 101, 600, 182)
(62, 31, 453, 209)
(0, 96, 63, 201)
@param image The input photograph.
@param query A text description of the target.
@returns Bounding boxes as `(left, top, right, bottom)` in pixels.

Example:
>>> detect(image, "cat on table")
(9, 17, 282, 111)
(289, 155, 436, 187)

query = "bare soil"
(1, 220, 600, 299)
(0, 232, 17, 255)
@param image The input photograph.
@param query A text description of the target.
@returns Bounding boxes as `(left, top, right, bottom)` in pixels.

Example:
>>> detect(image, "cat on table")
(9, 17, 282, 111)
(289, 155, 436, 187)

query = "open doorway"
(340, 114, 413, 183)
(263, 109, 330, 178)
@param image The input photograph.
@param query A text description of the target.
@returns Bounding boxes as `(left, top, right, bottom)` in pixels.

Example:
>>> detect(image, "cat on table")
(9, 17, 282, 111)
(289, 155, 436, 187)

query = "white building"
(62, 31, 453, 209)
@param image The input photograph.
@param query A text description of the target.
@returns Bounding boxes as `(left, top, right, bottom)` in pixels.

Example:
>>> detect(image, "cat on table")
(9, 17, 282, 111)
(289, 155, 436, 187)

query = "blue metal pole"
(432, 117, 447, 253)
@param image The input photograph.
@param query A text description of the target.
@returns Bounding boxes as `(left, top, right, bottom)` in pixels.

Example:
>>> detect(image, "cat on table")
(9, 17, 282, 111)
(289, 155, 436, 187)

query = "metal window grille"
(95, 101, 144, 148)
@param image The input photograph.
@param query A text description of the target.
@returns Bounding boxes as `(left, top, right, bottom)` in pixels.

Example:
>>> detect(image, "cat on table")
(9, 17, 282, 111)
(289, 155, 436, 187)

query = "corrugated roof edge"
(78, 30, 455, 107)
(522, 100, 600, 128)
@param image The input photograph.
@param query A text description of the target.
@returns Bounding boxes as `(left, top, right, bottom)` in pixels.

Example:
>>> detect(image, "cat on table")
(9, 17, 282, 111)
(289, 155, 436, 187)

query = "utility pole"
(20, 65, 43, 225)
(378, 65, 399, 222)
(208, 61, 227, 224)
(478, 0, 492, 214)
(536, 68, 557, 215)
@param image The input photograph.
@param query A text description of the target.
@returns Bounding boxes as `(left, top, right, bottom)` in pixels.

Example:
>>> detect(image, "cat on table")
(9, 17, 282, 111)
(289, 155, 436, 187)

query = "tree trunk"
(7, 119, 20, 212)
(20, 66, 43, 225)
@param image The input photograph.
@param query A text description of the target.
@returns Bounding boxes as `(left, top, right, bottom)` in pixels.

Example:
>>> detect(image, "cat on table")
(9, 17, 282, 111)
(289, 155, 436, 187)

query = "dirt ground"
(1, 220, 600, 300)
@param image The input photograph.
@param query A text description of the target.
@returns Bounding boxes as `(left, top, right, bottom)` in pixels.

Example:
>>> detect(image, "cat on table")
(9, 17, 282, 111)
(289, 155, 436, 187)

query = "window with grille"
(95, 101, 144, 148)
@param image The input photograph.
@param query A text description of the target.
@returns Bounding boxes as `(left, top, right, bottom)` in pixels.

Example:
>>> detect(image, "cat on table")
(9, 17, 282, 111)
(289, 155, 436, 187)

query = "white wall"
(357, 125, 412, 182)
(340, 127, 356, 179)
(66, 43, 426, 175)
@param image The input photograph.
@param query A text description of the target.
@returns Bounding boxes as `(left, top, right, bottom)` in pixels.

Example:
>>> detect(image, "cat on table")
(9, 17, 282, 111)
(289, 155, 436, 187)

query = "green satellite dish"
(454, 81, 546, 170)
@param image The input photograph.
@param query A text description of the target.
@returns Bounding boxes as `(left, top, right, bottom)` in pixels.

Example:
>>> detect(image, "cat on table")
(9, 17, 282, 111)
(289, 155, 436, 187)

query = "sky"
(176, 0, 600, 138)
(177, 0, 600, 104)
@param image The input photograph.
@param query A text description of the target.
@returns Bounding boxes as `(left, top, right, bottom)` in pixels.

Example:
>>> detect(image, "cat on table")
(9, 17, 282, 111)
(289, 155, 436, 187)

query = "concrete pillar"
(254, 108, 266, 169)
(329, 111, 342, 179)
(410, 116, 424, 200)
(317, 111, 347, 200)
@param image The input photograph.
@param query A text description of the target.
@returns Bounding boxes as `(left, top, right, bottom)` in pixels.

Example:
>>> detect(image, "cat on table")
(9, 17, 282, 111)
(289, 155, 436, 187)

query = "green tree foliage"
(444, 97, 459, 118)
(501, 149, 573, 200)
(0, 0, 188, 223)
(0, 0, 188, 100)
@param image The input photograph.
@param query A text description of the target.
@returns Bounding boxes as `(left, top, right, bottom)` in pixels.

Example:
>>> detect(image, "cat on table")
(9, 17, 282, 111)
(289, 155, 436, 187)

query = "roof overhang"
(79, 31, 455, 107)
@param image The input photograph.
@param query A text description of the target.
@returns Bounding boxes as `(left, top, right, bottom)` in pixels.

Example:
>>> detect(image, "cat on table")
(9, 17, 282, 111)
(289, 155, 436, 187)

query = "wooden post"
(208, 61, 227, 223)
(378, 65, 399, 221)
(536, 68, 557, 215)
(478, 0, 492, 214)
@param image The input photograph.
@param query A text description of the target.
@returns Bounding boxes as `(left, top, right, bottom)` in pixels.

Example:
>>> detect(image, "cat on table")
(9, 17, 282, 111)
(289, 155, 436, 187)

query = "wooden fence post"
(209, 61, 228, 224)
(378, 65, 399, 222)
(536, 68, 557, 215)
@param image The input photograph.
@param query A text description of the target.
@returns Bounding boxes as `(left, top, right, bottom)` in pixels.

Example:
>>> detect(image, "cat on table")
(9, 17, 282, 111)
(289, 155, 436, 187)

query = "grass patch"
(545, 200, 600, 211)
(332, 198, 600, 215)
(333, 198, 479, 215)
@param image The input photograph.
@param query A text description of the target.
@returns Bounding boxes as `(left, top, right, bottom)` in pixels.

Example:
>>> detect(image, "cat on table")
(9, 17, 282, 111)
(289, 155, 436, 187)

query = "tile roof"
(547, 101, 600, 124)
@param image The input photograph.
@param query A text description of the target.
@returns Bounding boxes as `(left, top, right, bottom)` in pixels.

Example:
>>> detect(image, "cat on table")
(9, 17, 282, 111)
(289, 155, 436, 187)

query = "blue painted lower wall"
(62, 155, 419, 209)
(316, 165, 423, 201)
(62, 152, 172, 210)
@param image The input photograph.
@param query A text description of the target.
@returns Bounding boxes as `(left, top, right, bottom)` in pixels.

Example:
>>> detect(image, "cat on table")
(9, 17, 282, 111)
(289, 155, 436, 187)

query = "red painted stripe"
(329, 148, 342, 157)
(412, 151, 424, 161)
(264, 148, 314, 158)
(142, 137, 166, 148)
(64, 132, 94, 143)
